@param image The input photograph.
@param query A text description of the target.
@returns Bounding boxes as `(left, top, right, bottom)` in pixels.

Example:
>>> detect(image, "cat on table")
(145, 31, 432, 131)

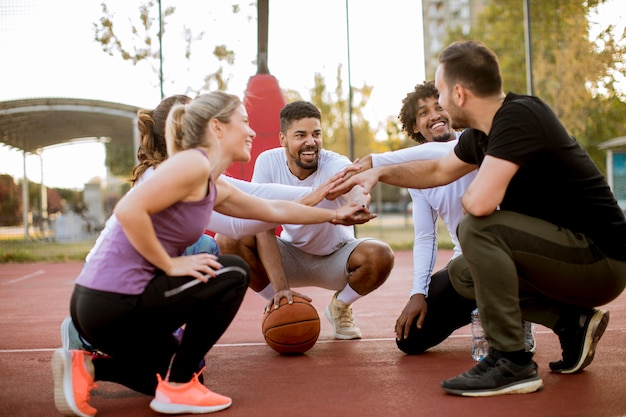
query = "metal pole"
(345, 0, 354, 162)
(257, 0, 270, 74)
(22, 150, 29, 240)
(40, 152, 48, 237)
(523, 0, 534, 96)
(346, 0, 357, 237)
(158, 0, 164, 99)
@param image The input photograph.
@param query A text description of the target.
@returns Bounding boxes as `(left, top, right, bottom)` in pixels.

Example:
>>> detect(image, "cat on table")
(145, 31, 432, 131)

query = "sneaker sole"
(149, 399, 232, 414)
(323, 307, 362, 340)
(443, 376, 544, 397)
(52, 349, 91, 417)
(554, 309, 610, 374)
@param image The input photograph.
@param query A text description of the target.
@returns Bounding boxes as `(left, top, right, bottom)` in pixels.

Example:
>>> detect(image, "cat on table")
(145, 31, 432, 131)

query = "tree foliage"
(294, 67, 403, 204)
(104, 142, 135, 179)
(0, 174, 21, 226)
(446, 0, 626, 170)
(0, 174, 83, 226)
(93, 1, 246, 177)
(377, 115, 416, 153)
(307, 65, 376, 161)
(93, 1, 240, 96)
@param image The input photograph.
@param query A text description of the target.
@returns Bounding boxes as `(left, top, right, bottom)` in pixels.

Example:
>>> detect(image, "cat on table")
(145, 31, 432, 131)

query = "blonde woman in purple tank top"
(53, 91, 375, 417)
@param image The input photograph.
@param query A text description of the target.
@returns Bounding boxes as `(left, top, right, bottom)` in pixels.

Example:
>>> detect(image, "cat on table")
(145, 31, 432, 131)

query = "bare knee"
(215, 234, 269, 291)
(347, 240, 394, 294)
(215, 234, 254, 256)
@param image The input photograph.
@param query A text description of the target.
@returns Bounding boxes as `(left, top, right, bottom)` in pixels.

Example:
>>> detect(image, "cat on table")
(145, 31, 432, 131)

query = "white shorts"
(276, 237, 373, 291)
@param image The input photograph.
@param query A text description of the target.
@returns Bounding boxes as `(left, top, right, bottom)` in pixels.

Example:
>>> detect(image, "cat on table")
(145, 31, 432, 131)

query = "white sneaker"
(324, 291, 362, 340)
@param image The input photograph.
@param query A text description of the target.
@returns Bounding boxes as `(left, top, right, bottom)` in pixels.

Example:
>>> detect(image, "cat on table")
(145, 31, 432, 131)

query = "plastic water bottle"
(523, 320, 537, 353)
(471, 308, 489, 361)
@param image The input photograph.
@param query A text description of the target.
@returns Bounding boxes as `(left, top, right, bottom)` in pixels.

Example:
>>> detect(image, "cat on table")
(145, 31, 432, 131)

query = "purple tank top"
(76, 150, 216, 294)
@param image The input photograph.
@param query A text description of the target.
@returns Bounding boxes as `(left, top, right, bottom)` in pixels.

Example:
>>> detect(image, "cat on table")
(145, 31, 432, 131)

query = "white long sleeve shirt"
(371, 138, 477, 297)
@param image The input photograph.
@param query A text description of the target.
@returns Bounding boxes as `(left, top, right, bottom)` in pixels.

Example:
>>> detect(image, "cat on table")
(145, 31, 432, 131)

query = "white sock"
(256, 283, 275, 301)
(337, 284, 361, 305)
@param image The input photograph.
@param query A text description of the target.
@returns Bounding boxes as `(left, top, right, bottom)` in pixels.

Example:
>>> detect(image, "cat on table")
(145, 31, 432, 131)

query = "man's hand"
(327, 167, 381, 201)
(265, 289, 312, 312)
(297, 171, 344, 206)
(395, 294, 428, 340)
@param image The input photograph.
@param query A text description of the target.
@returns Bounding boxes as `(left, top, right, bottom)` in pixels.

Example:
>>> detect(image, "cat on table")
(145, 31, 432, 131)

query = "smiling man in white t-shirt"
(217, 101, 394, 340)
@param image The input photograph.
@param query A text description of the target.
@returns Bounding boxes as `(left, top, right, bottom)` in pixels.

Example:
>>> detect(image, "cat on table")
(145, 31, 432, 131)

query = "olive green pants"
(449, 211, 626, 352)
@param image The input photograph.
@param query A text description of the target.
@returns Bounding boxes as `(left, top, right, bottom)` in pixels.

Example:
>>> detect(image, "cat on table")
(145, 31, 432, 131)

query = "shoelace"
(338, 305, 355, 327)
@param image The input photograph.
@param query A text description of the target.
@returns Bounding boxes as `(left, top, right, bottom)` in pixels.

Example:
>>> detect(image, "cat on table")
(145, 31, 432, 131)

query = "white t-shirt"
(252, 148, 355, 256)
(372, 138, 477, 297)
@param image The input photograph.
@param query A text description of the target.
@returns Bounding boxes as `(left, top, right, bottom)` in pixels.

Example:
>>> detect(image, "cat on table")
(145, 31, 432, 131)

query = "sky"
(0, 0, 624, 189)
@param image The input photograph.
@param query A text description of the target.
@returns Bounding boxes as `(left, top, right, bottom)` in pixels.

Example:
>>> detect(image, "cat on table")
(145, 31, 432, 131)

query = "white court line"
(2, 270, 45, 285)
(1, 330, 574, 354)
(0, 337, 422, 353)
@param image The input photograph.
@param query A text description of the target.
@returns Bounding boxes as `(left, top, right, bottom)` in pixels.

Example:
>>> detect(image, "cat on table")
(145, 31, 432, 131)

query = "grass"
(356, 214, 454, 251)
(0, 238, 95, 263)
(0, 215, 454, 263)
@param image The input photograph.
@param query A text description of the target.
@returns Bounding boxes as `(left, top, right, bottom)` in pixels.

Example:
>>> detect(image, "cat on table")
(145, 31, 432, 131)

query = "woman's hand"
(297, 171, 345, 206)
(165, 253, 223, 283)
(331, 202, 376, 225)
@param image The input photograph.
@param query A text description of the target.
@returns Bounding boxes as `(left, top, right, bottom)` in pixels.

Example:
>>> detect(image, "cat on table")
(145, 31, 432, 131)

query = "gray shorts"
(276, 237, 373, 291)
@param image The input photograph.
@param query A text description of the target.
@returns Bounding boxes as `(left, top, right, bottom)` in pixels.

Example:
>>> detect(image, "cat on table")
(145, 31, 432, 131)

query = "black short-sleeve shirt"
(454, 92, 626, 260)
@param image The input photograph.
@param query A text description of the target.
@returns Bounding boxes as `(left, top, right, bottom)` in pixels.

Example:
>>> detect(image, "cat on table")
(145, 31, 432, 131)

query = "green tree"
(94, 1, 244, 177)
(93, 1, 240, 96)
(308, 65, 376, 160)
(377, 115, 415, 152)
(104, 142, 135, 179)
(0, 174, 20, 226)
(295, 68, 403, 207)
(453, 0, 626, 170)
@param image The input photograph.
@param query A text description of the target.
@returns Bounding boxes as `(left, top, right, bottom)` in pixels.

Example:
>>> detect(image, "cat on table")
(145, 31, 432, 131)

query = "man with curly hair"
(354, 81, 478, 353)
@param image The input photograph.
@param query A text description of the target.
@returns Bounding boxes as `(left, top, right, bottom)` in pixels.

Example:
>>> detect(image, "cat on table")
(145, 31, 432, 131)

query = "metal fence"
(0, 216, 98, 262)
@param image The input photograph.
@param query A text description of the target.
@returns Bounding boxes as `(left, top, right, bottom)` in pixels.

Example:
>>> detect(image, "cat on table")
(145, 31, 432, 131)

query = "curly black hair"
(398, 81, 440, 143)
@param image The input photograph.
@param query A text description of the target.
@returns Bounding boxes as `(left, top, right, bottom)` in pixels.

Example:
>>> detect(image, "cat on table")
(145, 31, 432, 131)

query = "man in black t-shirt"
(328, 40, 626, 397)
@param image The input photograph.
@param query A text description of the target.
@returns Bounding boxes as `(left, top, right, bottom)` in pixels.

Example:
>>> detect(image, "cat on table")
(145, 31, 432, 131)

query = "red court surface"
(1, 250, 625, 417)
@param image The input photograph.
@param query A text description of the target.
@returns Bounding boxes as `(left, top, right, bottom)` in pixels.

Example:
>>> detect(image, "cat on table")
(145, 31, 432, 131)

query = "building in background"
(421, 0, 488, 79)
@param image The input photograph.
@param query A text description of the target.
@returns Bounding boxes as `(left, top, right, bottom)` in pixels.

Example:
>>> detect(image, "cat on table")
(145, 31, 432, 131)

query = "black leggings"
(396, 266, 476, 354)
(70, 254, 250, 395)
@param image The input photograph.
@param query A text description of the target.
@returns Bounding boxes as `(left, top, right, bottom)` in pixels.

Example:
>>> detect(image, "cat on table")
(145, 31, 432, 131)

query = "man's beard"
(291, 147, 318, 170)
(295, 156, 318, 170)
(431, 131, 454, 142)
(449, 110, 470, 130)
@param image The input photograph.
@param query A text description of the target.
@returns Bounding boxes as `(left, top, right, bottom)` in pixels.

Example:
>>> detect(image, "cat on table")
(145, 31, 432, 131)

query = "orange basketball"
(261, 296, 321, 354)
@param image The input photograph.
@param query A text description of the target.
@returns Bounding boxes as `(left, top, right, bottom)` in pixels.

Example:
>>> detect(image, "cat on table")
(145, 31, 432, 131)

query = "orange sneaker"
(52, 348, 97, 417)
(149, 369, 232, 414)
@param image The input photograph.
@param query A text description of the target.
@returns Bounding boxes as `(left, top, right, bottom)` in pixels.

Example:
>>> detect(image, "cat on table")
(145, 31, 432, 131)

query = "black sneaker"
(441, 355, 543, 397)
(549, 309, 610, 374)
